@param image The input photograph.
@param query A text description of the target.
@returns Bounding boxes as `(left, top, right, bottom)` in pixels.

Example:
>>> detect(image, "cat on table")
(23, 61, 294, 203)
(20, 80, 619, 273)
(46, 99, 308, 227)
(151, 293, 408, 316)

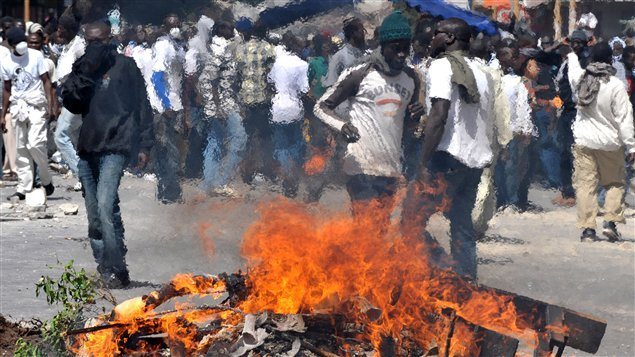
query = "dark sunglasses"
(434, 29, 450, 37)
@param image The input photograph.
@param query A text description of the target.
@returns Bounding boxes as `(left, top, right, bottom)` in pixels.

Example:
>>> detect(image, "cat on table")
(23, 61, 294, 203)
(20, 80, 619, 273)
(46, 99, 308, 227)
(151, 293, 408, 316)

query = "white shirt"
(1, 49, 49, 122)
(184, 47, 200, 77)
(322, 43, 364, 88)
(54, 35, 85, 84)
(136, 46, 163, 112)
(44, 57, 55, 81)
(315, 64, 417, 177)
(0, 45, 9, 62)
(151, 36, 184, 112)
(567, 52, 635, 153)
(501, 74, 535, 136)
(612, 59, 628, 88)
(1, 49, 48, 99)
(268, 47, 309, 124)
(427, 57, 494, 169)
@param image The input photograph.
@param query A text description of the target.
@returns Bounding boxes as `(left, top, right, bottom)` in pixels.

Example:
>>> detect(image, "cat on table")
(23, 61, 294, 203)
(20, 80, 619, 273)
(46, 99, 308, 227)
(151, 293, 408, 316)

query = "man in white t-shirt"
(403, 18, 493, 280)
(493, 45, 536, 210)
(53, 16, 85, 191)
(1, 28, 57, 201)
(1, 18, 18, 181)
(316, 11, 424, 231)
(0, 42, 13, 181)
(150, 14, 186, 204)
(268, 33, 310, 197)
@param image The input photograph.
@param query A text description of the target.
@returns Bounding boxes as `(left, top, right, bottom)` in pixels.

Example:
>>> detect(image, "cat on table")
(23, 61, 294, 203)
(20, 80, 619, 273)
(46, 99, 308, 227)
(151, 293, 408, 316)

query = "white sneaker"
(143, 173, 157, 182)
(73, 182, 83, 191)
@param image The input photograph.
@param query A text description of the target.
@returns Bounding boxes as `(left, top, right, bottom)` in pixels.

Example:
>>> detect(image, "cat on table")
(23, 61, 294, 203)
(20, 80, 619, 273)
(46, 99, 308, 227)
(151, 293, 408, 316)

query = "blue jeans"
(533, 108, 561, 189)
(152, 112, 183, 203)
(495, 136, 533, 208)
(202, 112, 247, 190)
(78, 153, 127, 275)
(346, 174, 398, 202)
(184, 107, 205, 179)
(427, 152, 483, 279)
(272, 121, 305, 197)
(54, 108, 82, 175)
(242, 103, 275, 183)
(346, 174, 398, 233)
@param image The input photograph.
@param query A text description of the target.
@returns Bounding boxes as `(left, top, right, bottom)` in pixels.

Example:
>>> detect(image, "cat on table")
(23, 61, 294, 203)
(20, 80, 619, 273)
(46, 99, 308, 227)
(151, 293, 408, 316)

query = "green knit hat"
(379, 11, 412, 44)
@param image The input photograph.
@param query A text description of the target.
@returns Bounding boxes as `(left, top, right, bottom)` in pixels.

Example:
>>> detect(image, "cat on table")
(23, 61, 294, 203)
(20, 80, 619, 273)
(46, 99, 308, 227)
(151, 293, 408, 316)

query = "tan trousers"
(3, 113, 17, 173)
(572, 145, 626, 230)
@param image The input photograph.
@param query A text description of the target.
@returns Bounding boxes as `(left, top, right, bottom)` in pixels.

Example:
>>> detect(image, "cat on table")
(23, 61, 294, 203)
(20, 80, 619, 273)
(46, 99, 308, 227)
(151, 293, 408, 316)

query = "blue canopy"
(258, 0, 355, 29)
(404, 0, 497, 35)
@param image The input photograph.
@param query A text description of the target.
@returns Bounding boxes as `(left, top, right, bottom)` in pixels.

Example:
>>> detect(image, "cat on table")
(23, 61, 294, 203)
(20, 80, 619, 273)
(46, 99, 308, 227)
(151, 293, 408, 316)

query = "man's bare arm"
(41, 73, 57, 121)
(419, 98, 451, 167)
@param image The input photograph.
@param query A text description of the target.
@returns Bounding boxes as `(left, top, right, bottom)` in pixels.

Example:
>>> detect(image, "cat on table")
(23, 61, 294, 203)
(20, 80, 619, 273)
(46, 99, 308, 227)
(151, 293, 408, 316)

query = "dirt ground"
(1, 173, 633, 356)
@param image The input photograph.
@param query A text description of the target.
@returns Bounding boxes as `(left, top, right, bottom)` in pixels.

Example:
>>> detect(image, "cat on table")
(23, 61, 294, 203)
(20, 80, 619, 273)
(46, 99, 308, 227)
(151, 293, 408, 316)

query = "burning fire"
(70, 183, 562, 355)
(303, 147, 333, 175)
(239, 199, 535, 350)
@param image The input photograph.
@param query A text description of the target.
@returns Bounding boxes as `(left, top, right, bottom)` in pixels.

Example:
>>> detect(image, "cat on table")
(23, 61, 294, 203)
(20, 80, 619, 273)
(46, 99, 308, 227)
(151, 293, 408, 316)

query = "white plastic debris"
(59, 203, 80, 215)
(25, 187, 46, 207)
(272, 314, 306, 333)
(282, 338, 301, 357)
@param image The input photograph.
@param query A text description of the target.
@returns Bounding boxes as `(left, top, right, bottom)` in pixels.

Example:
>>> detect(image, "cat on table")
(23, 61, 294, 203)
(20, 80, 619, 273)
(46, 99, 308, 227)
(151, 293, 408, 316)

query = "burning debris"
(67, 200, 606, 356)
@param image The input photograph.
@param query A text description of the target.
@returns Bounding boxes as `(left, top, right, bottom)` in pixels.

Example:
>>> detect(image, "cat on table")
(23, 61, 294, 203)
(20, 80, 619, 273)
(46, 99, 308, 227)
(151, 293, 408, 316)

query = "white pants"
(3, 113, 17, 173)
(14, 108, 51, 194)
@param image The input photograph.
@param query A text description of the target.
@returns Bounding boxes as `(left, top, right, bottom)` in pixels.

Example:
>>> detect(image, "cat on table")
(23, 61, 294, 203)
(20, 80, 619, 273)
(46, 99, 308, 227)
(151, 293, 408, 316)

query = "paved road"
(1, 173, 633, 356)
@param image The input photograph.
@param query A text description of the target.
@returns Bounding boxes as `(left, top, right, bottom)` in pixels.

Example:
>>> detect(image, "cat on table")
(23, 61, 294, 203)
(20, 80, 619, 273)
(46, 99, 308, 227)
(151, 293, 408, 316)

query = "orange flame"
(197, 222, 216, 256)
(73, 175, 552, 354)
(303, 147, 333, 175)
(70, 274, 231, 356)
(239, 197, 536, 350)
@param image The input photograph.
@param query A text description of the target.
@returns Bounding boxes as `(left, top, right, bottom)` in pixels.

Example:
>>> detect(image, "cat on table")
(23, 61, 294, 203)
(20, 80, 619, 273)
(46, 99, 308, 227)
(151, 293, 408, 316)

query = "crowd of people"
(1, 6, 633, 287)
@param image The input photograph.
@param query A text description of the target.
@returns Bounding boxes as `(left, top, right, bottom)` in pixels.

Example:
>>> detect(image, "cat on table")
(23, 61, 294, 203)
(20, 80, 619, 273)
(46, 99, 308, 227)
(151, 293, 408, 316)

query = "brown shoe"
(4, 171, 18, 182)
(552, 193, 576, 207)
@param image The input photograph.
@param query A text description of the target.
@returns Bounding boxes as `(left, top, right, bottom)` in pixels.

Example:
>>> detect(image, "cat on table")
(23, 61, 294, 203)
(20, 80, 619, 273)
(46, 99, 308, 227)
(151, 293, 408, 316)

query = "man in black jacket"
(68, 21, 154, 288)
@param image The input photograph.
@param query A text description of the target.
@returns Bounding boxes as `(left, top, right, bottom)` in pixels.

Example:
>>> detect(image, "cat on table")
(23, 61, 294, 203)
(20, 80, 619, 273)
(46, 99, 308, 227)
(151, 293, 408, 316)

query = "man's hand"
(627, 152, 635, 165)
(408, 103, 425, 120)
(341, 122, 360, 143)
(164, 109, 177, 120)
(137, 151, 149, 169)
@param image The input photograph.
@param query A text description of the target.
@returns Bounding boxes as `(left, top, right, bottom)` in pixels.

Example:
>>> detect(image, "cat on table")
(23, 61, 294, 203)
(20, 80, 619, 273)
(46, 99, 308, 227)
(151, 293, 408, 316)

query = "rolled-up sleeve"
(427, 58, 453, 102)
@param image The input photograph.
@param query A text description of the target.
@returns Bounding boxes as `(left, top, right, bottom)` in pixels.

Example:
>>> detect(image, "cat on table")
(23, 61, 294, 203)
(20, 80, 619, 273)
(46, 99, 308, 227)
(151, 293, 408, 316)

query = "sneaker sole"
(602, 229, 621, 242)
(581, 236, 599, 242)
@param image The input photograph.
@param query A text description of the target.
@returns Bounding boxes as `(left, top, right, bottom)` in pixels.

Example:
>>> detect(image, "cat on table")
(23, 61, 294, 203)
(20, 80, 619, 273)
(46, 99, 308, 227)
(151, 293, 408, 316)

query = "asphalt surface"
(1, 173, 633, 356)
